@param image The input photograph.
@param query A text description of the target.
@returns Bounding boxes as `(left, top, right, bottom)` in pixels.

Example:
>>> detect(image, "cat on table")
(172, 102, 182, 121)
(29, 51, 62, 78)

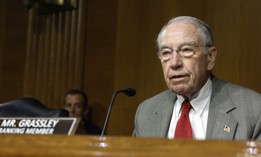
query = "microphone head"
(123, 88, 136, 96)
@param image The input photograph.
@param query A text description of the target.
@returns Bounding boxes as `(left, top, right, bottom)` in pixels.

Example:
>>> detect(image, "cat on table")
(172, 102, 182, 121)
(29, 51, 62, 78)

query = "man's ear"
(207, 46, 217, 71)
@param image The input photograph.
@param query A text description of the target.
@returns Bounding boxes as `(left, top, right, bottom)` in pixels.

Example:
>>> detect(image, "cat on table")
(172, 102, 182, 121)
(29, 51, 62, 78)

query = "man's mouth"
(170, 74, 189, 81)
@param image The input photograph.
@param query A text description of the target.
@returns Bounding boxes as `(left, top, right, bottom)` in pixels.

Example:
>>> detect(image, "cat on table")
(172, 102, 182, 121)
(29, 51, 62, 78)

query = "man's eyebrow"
(159, 45, 172, 50)
(178, 41, 198, 47)
(159, 41, 198, 49)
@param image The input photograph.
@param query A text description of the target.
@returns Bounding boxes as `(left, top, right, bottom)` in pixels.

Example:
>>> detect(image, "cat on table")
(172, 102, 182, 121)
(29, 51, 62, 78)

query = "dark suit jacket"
(133, 76, 261, 140)
(84, 120, 102, 135)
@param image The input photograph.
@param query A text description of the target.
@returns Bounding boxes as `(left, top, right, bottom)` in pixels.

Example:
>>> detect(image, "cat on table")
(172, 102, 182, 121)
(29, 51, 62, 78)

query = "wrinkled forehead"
(65, 94, 85, 103)
(159, 22, 203, 46)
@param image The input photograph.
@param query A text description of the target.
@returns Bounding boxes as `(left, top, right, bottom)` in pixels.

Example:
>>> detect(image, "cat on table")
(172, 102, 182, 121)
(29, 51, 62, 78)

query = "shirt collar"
(176, 78, 212, 116)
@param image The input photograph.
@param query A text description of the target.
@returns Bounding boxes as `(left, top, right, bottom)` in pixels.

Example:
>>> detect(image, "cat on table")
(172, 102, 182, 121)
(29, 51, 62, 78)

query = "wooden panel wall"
(1, 0, 261, 136)
(84, 0, 118, 127)
(0, 1, 5, 91)
(208, 0, 261, 90)
(24, 0, 87, 108)
(0, 0, 28, 101)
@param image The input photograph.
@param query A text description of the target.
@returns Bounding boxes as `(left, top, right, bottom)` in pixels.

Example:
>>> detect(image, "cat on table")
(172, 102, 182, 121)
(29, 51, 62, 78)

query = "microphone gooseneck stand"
(101, 88, 136, 136)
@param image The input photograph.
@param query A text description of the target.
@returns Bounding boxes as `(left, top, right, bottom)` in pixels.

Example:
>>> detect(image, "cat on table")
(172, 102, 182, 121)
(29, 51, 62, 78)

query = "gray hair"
(156, 16, 213, 51)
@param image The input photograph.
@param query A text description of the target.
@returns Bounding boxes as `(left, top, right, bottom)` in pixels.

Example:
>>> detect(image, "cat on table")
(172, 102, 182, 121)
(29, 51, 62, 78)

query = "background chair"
(0, 97, 69, 117)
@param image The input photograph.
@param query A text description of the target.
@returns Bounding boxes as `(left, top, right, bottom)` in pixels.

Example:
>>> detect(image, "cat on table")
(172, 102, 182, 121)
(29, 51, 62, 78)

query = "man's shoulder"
(84, 120, 102, 135)
(137, 90, 175, 113)
(141, 90, 175, 104)
(213, 76, 261, 95)
(212, 77, 256, 92)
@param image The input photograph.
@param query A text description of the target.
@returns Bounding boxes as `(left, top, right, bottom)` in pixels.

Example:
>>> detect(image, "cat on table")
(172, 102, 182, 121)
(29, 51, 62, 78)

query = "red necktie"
(174, 100, 193, 138)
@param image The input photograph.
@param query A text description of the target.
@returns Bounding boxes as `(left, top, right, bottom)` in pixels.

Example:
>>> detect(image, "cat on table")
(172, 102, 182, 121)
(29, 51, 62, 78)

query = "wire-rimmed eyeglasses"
(158, 44, 211, 62)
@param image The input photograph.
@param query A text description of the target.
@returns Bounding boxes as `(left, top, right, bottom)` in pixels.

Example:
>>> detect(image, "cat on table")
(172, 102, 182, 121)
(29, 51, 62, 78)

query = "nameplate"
(0, 117, 79, 135)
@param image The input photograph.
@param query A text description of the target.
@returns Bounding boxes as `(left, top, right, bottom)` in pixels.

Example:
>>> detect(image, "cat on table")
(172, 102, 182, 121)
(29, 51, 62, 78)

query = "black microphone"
(122, 88, 136, 96)
(101, 88, 136, 136)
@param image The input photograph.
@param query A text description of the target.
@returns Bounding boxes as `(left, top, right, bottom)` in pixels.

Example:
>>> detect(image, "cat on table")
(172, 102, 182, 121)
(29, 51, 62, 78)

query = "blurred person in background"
(64, 89, 101, 135)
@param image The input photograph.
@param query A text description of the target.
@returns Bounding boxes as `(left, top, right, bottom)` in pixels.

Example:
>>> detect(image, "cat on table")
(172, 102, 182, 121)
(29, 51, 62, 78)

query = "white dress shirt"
(167, 78, 212, 140)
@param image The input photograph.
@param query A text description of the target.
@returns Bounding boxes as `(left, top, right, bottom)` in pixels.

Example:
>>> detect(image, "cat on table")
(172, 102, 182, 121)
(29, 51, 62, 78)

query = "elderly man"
(133, 16, 261, 140)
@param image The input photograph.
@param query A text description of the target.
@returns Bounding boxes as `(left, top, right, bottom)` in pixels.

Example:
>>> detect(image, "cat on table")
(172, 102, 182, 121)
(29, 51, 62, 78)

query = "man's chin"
(170, 86, 190, 97)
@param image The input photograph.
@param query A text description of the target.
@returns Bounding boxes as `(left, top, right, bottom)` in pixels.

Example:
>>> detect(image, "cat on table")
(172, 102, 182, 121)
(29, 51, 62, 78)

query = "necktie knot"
(181, 100, 192, 115)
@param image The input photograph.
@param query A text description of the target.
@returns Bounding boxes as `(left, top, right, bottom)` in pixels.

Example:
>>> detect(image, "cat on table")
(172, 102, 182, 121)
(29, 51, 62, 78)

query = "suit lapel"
(206, 77, 238, 139)
(152, 91, 176, 137)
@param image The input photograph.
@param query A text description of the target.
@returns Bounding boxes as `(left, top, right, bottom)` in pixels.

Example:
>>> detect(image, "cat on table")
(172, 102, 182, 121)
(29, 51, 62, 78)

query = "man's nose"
(69, 106, 75, 113)
(169, 51, 182, 69)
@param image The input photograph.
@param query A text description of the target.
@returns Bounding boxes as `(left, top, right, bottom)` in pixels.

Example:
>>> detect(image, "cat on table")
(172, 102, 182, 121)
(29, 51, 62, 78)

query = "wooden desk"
(0, 134, 259, 157)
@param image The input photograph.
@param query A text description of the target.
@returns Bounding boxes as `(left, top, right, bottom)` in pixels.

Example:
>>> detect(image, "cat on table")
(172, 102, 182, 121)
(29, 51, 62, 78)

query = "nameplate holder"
(0, 117, 80, 135)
